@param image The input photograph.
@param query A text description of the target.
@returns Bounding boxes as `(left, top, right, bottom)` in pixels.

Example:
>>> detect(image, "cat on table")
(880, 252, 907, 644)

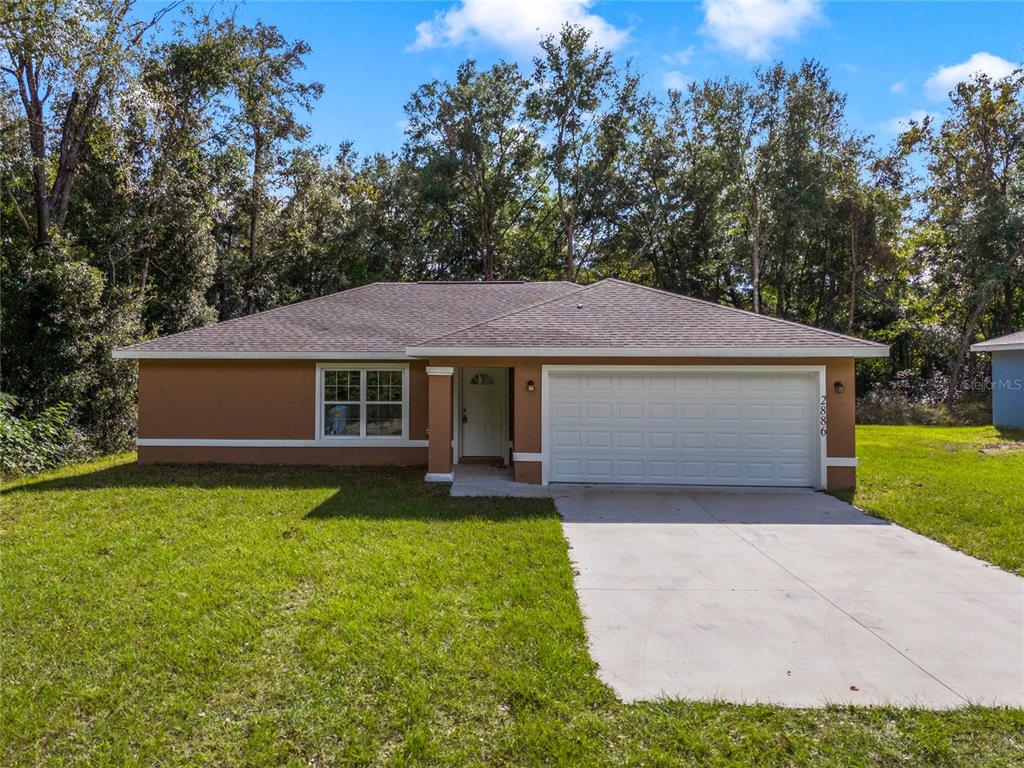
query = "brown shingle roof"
(114, 278, 888, 359)
(114, 281, 579, 357)
(408, 279, 887, 356)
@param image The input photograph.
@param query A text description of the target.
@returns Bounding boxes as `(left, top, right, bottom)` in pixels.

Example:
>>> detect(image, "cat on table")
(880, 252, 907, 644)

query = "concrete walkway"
(557, 486, 1024, 708)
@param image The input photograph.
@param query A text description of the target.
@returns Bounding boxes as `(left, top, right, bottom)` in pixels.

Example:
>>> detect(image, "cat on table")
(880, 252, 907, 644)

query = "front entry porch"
(425, 362, 543, 484)
(449, 464, 556, 497)
(456, 366, 509, 465)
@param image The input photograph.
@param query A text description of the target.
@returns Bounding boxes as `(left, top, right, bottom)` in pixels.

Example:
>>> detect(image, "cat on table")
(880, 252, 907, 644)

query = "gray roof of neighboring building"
(114, 278, 889, 359)
(971, 330, 1024, 352)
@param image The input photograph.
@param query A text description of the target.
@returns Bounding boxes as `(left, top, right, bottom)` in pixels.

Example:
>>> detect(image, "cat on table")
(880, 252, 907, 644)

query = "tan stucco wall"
(137, 359, 428, 466)
(427, 372, 453, 475)
(139, 359, 428, 441)
(140, 359, 315, 439)
(138, 445, 426, 466)
(431, 356, 859, 490)
(137, 356, 858, 489)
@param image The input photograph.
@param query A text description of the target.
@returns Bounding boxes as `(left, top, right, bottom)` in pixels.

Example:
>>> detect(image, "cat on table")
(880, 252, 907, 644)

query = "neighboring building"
(971, 331, 1024, 430)
(113, 279, 889, 490)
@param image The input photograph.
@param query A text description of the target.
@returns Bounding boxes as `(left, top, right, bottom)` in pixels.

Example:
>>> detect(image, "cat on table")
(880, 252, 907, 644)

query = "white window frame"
(315, 363, 411, 443)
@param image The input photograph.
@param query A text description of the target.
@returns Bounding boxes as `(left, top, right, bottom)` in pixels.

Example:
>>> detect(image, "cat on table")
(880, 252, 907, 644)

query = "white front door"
(546, 368, 821, 487)
(461, 367, 507, 458)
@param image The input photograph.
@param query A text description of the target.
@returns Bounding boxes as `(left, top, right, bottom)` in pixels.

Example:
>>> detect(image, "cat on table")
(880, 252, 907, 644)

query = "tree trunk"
(246, 128, 263, 315)
(481, 213, 494, 280)
(750, 201, 761, 314)
(848, 208, 858, 332)
(946, 295, 989, 407)
(564, 216, 575, 281)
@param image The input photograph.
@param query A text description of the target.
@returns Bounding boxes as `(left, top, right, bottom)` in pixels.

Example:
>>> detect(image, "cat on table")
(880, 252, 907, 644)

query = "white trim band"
(407, 345, 889, 359)
(113, 349, 412, 360)
(824, 457, 859, 467)
(426, 366, 455, 376)
(512, 452, 543, 463)
(424, 472, 454, 483)
(137, 438, 428, 449)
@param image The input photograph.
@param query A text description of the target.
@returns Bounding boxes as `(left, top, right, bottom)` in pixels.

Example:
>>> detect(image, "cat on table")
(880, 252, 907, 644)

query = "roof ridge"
(599, 278, 885, 347)
(117, 282, 385, 351)
(411, 282, 593, 346)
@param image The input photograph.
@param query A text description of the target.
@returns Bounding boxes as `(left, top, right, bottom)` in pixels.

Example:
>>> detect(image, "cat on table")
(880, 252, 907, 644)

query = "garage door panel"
(618, 403, 644, 419)
(712, 404, 742, 420)
(618, 460, 645, 478)
(681, 404, 708, 419)
(682, 432, 708, 449)
(554, 402, 580, 420)
(554, 430, 580, 447)
(649, 403, 676, 420)
(617, 431, 645, 448)
(681, 462, 710, 480)
(547, 370, 819, 487)
(618, 375, 645, 392)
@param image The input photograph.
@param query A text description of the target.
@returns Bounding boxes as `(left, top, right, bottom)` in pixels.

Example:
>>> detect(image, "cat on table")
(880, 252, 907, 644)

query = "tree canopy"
(2, 2, 1022, 452)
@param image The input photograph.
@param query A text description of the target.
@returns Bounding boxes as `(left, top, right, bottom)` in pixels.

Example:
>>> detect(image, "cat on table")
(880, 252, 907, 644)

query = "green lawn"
(849, 425, 1024, 575)
(3, 448, 1023, 766)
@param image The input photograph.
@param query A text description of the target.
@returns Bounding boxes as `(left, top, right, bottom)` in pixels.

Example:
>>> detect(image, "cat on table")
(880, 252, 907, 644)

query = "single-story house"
(971, 331, 1024, 429)
(113, 278, 889, 490)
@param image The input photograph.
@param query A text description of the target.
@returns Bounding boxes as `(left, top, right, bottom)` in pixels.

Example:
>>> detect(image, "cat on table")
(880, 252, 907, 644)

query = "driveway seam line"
(688, 494, 971, 706)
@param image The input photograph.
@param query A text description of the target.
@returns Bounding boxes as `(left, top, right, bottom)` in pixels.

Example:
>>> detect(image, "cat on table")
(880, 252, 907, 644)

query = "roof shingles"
(115, 278, 887, 358)
(116, 281, 578, 355)
(409, 279, 886, 353)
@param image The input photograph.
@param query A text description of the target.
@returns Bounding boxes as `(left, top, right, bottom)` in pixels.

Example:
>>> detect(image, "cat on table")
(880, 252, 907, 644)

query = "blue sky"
(146, 1, 1023, 157)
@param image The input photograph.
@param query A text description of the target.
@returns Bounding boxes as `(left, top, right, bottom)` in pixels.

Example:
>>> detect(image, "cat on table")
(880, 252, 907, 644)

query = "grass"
(2, 451, 1022, 766)
(848, 425, 1024, 575)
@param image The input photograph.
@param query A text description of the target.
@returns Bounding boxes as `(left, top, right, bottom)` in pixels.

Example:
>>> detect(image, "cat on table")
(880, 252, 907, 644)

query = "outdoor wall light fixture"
(527, 380, 536, 392)
(833, 380, 845, 394)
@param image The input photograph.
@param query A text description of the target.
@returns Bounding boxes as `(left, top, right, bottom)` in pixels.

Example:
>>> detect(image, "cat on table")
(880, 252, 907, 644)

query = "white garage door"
(546, 369, 820, 487)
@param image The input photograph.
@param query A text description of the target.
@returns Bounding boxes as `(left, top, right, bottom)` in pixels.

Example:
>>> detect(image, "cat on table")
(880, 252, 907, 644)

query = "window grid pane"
(366, 404, 402, 436)
(323, 404, 360, 436)
(367, 369, 403, 403)
(322, 368, 404, 438)
(324, 370, 360, 402)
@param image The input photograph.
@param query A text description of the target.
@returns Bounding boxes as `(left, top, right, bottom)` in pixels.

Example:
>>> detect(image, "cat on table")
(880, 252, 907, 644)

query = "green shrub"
(0, 394, 89, 476)
(856, 393, 991, 426)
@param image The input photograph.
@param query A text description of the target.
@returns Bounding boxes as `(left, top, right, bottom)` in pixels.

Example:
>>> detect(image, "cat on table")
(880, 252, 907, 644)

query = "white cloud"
(409, 0, 628, 54)
(924, 52, 1019, 100)
(885, 109, 932, 134)
(663, 70, 693, 91)
(889, 80, 906, 94)
(700, 0, 822, 60)
(662, 45, 695, 66)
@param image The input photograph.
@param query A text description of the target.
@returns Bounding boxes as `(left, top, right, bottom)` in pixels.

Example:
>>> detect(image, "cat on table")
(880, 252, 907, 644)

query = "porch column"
(512, 364, 543, 484)
(425, 366, 454, 481)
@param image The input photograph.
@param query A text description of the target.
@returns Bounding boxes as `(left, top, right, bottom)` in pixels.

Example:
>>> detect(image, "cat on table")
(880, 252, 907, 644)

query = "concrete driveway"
(557, 486, 1024, 708)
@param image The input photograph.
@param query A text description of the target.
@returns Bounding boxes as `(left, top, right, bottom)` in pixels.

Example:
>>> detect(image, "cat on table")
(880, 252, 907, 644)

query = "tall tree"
(218, 18, 321, 315)
(528, 23, 640, 279)
(906, 70, 1024, 405)
(405, 60, 541, 280)
(1, 0, 173, 249)
(605, 79, 750, 302)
